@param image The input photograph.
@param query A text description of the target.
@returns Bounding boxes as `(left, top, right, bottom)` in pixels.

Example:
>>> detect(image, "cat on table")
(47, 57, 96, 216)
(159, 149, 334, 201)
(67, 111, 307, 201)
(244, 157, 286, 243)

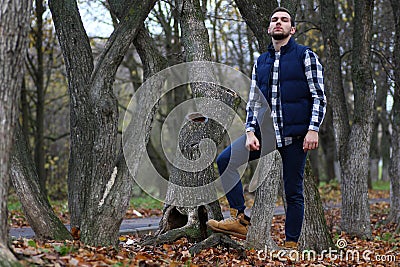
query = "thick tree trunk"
(299, 160, 334, 252)
(321, 0, 373, 239)
(0, 0, 31, 264)
(246, 151, 281, 251)
(10, 124, 72, 240)
(339, 0, 374, 239)
(49, 0, 157, 246)
(49, 0, 96, 231)
(146, 0, 242, 249)
(389, 0, 400, 231)
(150, 116, 224, 244)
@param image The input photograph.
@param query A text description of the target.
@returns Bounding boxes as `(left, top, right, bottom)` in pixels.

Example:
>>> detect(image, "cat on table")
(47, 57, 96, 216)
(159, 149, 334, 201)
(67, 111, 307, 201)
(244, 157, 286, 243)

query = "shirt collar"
(268, 37, 295, 55)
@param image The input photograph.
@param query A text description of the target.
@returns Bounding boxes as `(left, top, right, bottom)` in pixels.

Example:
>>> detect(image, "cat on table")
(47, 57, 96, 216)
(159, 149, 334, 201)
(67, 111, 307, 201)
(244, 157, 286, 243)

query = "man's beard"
(271, 31, 290, 40)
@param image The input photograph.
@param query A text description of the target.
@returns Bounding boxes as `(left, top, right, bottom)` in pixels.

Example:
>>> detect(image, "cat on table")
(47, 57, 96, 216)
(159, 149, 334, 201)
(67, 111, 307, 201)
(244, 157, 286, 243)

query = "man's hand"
(303, 130, 319, 152)
(246, 131, 260, 151)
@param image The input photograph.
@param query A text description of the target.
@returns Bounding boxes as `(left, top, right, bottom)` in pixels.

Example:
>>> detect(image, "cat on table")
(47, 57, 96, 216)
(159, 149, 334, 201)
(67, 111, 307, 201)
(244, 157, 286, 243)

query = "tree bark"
(320, 0, 350, 157)
(321, 0, 373, 239)
(49, 0, 158, 246)
(33, 0, 47, 194)
(0, 0, 31, 264)
(319, 105, 336, 182)
(369, 60, 388, 185)
(299, 160, 334, 252)
(339, 0, 374, 239)
(246, 151, 281, 251)
(147, 139, 169, 179)
(233, 0, 277, 53)
(49, 0, 95, 231)
(10, 124, 72, 240)
(0, 244, 19, 267)
(246, 153, 334, 253)
(280, 0, 300, 15)
(388, 0, 400, 231)
(381, 131, 390, 181)
(146, 0, 242, 248)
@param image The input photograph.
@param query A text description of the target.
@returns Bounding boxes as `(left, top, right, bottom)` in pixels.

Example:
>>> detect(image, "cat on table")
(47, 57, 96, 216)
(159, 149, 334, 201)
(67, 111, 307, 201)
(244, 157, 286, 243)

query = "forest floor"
(7, 182, 400, 266)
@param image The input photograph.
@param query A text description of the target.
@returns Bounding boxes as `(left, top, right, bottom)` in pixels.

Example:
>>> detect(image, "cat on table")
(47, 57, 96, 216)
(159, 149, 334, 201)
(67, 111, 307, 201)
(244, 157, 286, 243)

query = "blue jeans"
(217, 135, 307, 242)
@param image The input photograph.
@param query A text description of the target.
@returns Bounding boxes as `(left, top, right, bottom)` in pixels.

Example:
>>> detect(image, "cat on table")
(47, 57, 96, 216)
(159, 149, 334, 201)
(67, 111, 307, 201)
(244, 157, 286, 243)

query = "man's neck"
(272, 36, 291, 52)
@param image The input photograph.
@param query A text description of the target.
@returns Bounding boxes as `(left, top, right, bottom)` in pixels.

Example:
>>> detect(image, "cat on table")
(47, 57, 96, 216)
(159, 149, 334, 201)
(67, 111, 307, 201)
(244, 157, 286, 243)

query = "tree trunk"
(308, 150, 320, 183)
(10, 124, 72, 240)
(378, 59, 391, 180)
(280, 0, 301, 16)
(0, 0, 31, 264)
(145, 0, 243, 248)
(246, 151, 281, 251)
(321, 0, 373, 239)
(320, 0, 349, 184)
(49, 0, 158, 246)
(146, 139, 169, 180)
(369, 68, 387, 185)
(33, 0, 47, 194)
(388, 0, 400, 231)
(151, 115, 225, 244)
(339, 0, 374, 239)
(378, 76, 391, 182)
(319, 105, 336, 182)
(133, 24, 170, 200)
(234, 0, 277, 53)
(20, 79, 30, 139)
(0, 244, 19, 267)
(299, 159, 334, 252)
(380, 111, 391, 182)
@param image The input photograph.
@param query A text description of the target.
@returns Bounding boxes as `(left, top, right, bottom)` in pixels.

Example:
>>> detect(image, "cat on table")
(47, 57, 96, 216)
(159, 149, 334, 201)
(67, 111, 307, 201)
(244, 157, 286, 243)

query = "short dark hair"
(270, 7, 295, 27)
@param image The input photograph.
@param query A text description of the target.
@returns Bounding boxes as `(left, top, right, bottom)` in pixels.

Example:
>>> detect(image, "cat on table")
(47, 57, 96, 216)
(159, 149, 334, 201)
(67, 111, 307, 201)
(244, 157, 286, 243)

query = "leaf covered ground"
(8, 185, 400, 266)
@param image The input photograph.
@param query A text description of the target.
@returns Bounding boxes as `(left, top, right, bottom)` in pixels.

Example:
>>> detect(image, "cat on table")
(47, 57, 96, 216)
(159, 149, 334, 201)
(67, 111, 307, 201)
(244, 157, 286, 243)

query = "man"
(207, 7, 326, 249)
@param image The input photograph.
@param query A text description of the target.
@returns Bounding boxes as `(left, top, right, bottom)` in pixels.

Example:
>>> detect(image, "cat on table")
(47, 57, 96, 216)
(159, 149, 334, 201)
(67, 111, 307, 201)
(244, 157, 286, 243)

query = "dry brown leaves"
(11, 202, 399, 267)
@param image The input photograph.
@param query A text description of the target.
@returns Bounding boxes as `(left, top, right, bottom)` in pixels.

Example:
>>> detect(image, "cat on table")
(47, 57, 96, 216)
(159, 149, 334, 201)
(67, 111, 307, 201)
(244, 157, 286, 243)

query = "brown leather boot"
(283, 241, 298, 250)
(206, 209, 251, 239)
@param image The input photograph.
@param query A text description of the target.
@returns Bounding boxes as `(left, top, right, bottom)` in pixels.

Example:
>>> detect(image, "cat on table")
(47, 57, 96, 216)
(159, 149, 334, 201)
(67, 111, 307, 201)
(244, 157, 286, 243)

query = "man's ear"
(290, 26, 296, 34)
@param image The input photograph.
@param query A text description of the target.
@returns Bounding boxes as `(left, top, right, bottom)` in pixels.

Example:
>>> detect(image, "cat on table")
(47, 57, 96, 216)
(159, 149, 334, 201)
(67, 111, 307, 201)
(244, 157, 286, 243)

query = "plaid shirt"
(245, 49, 326, 147)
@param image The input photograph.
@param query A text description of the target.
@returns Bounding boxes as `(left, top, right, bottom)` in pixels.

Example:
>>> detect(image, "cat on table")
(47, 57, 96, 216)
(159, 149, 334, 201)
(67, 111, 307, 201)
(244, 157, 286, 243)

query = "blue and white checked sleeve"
(245, 62, 263, 132)
(304, 50, 327, 132)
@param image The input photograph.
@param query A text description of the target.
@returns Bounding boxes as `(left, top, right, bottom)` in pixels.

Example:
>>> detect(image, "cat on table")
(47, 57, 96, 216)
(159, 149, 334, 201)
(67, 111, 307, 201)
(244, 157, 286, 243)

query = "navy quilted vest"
(256, 38, 312, 137)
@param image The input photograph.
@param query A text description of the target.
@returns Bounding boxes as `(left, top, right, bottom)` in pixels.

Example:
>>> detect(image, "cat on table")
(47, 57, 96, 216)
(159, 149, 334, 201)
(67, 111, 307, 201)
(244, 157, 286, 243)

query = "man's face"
(268, 11, 295, 40)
